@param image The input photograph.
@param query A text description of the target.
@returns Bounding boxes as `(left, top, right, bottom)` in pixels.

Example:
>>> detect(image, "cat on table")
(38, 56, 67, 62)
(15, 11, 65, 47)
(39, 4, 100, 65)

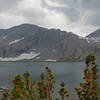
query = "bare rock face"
(0, 23, 99, 61)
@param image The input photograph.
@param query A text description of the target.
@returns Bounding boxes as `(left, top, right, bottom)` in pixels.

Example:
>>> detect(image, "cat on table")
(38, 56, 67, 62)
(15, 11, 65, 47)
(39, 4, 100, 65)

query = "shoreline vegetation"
(1, 54, 100, 100)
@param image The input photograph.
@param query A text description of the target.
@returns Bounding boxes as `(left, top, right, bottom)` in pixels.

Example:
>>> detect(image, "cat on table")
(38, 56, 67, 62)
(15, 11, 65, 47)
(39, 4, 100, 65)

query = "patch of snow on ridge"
(8, 37, 24, 45)
(78, 36, 91, 43)
(0, 51, 40, 61)
(85, 37, 100, 43)
(90, 37, 100, 42)
(84, 37, 91, 43)
(78, 35, 83, 39)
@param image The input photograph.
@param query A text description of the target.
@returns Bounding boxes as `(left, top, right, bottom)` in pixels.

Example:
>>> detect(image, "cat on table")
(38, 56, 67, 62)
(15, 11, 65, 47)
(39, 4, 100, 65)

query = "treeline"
(1, 55, 100, 100)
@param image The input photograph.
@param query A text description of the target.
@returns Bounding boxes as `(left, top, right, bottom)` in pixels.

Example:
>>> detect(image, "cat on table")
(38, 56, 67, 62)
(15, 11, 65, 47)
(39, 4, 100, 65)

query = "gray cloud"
(41, 0, 81, 22)
(0, 0, 21, 12)
(0, 0, 99, 36)
(41, 0, 100, 26)
(82, 0, 100, 10)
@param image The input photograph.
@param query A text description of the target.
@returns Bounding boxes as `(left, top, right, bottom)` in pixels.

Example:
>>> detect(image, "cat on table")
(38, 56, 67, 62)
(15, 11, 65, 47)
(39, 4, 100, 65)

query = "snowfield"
(8, 37, 24, 45)
(0, 51, 40, 61)
(45, 59, 56, 62)
(85, 37, 100, 43)
(2, 36, 7, 39)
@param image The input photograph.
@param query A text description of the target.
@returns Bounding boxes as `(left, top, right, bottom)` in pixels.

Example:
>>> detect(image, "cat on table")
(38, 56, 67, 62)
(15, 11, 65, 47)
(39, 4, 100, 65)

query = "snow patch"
(84, 37, 91, 43)
(36, 57, 40, 60)
(90, 37, 100, 42)
(78, 35, 83, 39)
(45, 59, 56, 62)
(8, 37, 24, 45)
(78, 36, 91, 43)
(0, 51, 40, 61)
(52, 49, 55, 52)
(85, 37, 100, 43)
(33, 49, 36, 51)
(2, 36, 7, 39)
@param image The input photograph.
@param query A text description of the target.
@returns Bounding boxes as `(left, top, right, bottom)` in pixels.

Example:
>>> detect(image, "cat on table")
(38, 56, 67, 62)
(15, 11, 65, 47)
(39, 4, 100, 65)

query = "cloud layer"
(0, 0, 100, 36)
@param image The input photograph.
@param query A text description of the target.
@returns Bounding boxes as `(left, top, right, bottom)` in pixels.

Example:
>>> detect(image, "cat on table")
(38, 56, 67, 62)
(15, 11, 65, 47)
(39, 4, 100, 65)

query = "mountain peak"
(0, 23, 88, 61)
(9, 23, 42, 30)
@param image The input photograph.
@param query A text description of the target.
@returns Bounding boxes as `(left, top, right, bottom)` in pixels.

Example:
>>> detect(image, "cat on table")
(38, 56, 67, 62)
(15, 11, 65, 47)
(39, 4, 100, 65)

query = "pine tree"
(75, 54, 99, 100)
(58, 82, 69, 100)
(38, 67, 55, 100)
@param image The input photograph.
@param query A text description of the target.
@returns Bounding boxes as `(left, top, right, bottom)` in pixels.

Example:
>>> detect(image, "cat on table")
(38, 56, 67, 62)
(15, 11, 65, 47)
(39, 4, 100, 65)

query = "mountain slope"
(87, 28, 100, 38)
(86, 28, 100, 43)
(0, 24, 98, 61)
(86, 28, 100, 60)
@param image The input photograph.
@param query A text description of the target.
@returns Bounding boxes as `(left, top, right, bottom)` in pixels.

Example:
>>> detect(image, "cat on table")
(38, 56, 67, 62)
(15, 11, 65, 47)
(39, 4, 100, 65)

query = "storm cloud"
(0, 0, 99, 36)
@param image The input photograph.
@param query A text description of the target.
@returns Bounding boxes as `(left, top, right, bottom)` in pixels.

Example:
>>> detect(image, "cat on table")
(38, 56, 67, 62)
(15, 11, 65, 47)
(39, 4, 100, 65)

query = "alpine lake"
(0, 61, 100, 100)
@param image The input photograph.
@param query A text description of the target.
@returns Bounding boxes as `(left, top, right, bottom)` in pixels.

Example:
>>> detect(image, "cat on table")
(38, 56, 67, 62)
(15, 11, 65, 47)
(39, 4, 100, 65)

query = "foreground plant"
(2, 73, 37, 100)
(1, 67, 68, 100)
(75, 54, 100, 100)
(38, 67, 55, 100)
(2, 54, 99, 100)
(58, 82, 69, 100)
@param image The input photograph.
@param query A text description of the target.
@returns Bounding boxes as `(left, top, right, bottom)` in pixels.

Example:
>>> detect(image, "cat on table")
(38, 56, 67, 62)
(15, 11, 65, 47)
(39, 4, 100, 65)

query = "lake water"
(0, 61, 100, 100)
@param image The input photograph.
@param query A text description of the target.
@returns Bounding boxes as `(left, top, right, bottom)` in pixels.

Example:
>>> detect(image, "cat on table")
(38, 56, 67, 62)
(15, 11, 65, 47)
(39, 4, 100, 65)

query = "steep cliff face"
(0, 23, 99, 61)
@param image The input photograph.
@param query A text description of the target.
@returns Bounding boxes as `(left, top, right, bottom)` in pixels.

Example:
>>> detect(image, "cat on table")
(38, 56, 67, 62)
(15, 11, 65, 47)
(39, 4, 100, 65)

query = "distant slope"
(87, 28, 100, 38)
(0, 24, 99, 61)
(86, 28, 100, 60)
(86, 28, 100, 43)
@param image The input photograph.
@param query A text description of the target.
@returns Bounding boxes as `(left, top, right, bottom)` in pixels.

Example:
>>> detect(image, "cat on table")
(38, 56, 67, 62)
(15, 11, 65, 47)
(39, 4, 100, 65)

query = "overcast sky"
(0, 0, 100, 37)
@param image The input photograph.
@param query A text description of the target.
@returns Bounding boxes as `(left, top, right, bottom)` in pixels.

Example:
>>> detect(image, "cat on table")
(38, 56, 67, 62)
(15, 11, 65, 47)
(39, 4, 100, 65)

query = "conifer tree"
(38, 67, 55, 100)
(75, 54, 99, 100)
(2, 74, 37, 100)
(1, 67, 56, 100)
(58, 82, 69, 100)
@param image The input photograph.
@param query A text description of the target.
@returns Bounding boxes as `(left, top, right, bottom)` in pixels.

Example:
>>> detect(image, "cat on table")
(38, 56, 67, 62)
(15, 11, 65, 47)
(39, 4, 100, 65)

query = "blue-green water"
(0, 61, 100, 100)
